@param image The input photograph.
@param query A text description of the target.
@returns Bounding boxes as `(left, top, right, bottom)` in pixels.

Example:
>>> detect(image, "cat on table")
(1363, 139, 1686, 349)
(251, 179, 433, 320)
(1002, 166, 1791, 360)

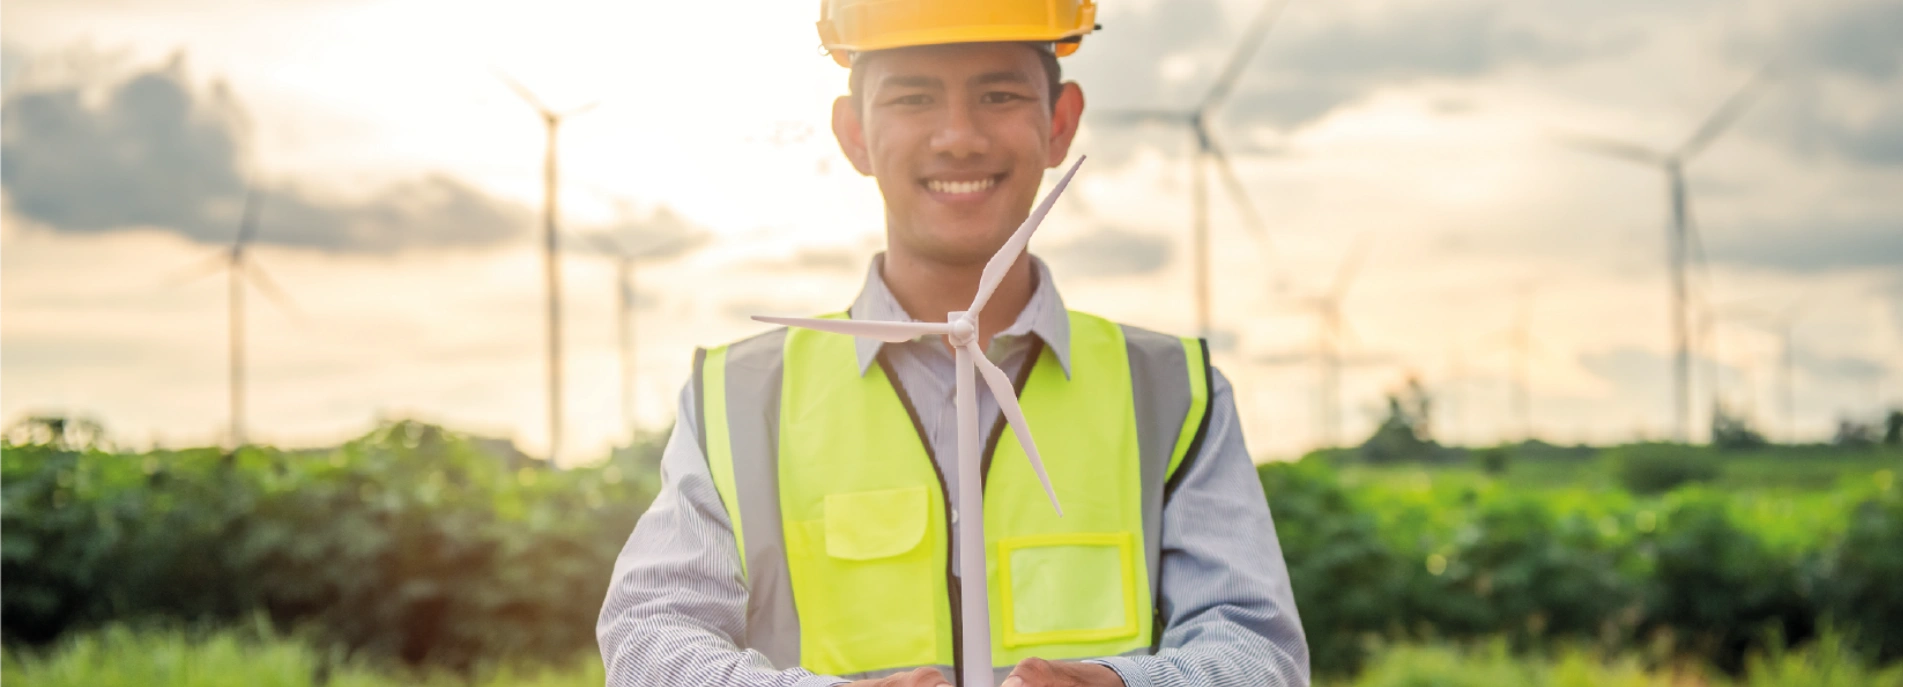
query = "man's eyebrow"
(877, 75, 942, 90)
(972, 70, 1033, 86)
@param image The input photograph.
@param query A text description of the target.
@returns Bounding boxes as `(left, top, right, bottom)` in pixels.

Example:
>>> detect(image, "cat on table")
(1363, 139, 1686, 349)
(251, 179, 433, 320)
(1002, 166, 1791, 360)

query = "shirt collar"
(849, 252, 1072, 378)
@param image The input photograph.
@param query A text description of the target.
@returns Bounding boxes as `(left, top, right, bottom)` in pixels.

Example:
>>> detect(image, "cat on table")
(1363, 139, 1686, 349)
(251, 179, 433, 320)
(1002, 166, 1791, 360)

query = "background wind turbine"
(1559, 64, 1778, 443)
(1721, 299, 1808, 443)
(500, 72, 597, 462)
(1097, 0, 1291, 337)
(166, 190, 300, 448)
(1295, 242, 1368, 448)
(753, 157, 1083, 687)
(1258, 241, 1389, 449)
(591, 234, 639, 436)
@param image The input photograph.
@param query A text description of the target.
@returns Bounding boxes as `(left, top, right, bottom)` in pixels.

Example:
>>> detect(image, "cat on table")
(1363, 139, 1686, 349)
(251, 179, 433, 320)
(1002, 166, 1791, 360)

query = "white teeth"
(927, 177, 996, 195)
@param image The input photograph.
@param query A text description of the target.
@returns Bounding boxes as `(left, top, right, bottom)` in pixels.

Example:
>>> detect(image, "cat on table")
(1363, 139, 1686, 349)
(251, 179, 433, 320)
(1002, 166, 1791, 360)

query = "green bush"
(1475, 447, 1511, 475)
(1609, 444, 1721, 494)
(1, 421, 662, 671)
(1262, 455, 1902, 678)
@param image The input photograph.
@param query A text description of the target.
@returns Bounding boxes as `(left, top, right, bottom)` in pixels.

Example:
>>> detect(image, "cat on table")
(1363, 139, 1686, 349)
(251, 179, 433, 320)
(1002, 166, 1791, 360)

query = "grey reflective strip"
(1120, 324, 1196, 647)
(722, 328, 802, 668)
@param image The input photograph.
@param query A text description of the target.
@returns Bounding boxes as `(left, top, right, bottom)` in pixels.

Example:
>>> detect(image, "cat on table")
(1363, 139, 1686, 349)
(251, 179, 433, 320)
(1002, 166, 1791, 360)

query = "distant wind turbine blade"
(1255, 350, 1314, 366)
(1205, 135, 1270, 244)
(968, 342, 1061, 516)
(1201, 0, 1292, 110)
(589, 233, 626, 257)
(1330, 239, 1369, 300)
(969, 156, 1086, 315)
(563, 101, 601, 118)
(161, 252, 232, 288)
(494, 69, 550, 114)
(1677, 62, 1779, 160)
(245, 261, 304, 322)
(752, 315, 951, 343)
(1093, 109, 1193, 127)
(1553, 133, 1666, 167)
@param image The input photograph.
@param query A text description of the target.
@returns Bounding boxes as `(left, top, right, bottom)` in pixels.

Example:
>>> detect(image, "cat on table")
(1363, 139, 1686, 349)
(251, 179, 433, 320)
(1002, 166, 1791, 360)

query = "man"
(597, 2, 1307, 685)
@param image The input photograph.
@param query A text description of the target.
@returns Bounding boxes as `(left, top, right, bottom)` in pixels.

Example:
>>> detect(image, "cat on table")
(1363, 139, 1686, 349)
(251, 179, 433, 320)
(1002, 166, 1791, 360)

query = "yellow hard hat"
(817, 0, 1099, 68)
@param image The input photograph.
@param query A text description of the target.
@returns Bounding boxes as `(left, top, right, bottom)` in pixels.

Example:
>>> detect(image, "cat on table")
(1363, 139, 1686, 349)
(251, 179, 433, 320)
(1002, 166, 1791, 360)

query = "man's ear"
(1046, 81, 1085, 167)
(832, 95, 874, 176)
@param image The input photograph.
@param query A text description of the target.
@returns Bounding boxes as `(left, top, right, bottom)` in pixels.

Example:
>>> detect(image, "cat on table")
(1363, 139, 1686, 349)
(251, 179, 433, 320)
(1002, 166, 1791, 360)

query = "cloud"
(1794, 347, 1888, 380)
(1039, 227, 1174, 279)
(572, 205, 713, 262)
(1, 53, 528, 252)
(1702, 216, 1903, 273)
(1074, 0, 1640, 141)
(1784, 0, 1901, 83)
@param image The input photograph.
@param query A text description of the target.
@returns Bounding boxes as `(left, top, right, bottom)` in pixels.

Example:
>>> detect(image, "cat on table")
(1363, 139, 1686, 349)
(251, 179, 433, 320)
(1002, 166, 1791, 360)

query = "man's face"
(832, 42, 1083, 266)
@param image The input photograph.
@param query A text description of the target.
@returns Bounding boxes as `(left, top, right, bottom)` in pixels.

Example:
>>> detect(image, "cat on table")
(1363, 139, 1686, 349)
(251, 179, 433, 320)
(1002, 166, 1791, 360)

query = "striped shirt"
(598, 255, 1309, 686)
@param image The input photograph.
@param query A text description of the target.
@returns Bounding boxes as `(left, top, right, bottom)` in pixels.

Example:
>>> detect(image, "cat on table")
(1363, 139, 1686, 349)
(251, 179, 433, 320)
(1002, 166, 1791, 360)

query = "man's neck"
(880, 248, 1035, 350)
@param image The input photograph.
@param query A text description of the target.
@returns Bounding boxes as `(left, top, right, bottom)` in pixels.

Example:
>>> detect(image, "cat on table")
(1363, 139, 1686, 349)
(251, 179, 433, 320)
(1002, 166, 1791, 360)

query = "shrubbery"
(2, 421, 662, 671)
(1608, 443, 1723, 493)
(1262, 456, 1903, 677)
(4, 426, 1898, 680)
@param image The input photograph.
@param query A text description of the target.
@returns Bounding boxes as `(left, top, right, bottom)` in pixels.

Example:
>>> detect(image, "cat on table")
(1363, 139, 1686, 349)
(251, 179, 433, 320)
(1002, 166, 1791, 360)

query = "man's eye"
(886, 94, 931, 106)
(981, 92, 1028, 104)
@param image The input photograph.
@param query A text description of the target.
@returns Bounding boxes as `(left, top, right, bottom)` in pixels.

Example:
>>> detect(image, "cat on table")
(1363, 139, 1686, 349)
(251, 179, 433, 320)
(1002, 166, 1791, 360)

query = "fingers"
(896, 666, 952, 687)
(1002, 657, 1054, 687)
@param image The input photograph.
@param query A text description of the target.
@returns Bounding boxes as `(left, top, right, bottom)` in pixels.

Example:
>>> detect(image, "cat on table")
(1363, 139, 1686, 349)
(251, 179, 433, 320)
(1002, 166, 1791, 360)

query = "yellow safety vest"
(696, 310, 1210, 682)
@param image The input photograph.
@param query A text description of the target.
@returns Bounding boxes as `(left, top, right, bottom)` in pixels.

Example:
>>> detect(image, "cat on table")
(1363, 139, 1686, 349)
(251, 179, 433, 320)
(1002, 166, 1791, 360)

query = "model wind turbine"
(754, 157, 1083, 687)
(1557, 63, 1777, 443)
(1097, 0, 1291, 337)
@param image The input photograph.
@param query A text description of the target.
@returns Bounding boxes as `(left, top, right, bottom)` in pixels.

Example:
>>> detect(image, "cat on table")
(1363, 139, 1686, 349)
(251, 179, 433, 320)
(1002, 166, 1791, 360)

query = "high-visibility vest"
(694, 310, 1212, 682)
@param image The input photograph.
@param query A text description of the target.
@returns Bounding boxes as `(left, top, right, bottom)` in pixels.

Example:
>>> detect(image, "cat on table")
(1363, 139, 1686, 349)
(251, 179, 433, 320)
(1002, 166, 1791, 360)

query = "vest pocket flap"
(824, 486, 929, 561)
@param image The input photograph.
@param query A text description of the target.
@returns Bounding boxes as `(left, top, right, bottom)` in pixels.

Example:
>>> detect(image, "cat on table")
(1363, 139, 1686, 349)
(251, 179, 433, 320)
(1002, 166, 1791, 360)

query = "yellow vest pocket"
(997, 532, 1139, 648)
(824, 486, 928, 560)
(788, 485, 939, 674)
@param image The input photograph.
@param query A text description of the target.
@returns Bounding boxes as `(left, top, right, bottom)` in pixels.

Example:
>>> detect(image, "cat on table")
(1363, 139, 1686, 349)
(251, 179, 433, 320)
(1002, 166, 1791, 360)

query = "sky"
(3, 0, 1900, 462)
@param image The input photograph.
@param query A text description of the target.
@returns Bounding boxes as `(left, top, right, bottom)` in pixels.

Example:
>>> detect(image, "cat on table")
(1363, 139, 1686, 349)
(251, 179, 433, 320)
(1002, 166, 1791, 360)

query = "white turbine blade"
(969, 156, 1087, 316)
(494, 69, 550, 114)
(752, 315, 950, 343)
(967, 342, 1062, 516)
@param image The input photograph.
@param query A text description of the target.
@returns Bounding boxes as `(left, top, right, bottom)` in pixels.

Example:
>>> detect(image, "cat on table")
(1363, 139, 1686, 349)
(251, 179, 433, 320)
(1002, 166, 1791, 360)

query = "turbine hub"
(948, 314, 977, 346)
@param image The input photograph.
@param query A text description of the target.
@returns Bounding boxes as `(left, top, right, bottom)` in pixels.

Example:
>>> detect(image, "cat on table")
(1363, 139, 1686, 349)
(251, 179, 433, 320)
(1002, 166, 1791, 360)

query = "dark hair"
(848, 43, 1063, 113)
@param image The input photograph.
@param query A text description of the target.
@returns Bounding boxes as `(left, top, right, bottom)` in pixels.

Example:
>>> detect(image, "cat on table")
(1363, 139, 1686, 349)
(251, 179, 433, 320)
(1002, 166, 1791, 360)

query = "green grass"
(1326, 636, 1903, 687)
(8, 625, 1897, 687)
(1333, 445, 1901, 497)
(1, 623, 604, 687)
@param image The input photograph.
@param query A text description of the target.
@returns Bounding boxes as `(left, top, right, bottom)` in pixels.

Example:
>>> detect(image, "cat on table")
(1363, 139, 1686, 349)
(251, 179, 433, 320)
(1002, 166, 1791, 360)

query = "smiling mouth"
(923, 175, 1003, 195)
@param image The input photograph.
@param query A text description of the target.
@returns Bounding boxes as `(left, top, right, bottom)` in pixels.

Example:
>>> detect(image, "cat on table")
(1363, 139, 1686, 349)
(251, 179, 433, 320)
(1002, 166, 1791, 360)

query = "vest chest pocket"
(997, 532, 1139, 648)
(787, 485, 939, 674)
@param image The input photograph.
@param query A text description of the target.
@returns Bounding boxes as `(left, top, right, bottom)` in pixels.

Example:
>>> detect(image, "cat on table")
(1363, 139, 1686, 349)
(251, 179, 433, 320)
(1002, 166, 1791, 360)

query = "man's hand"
(1001, 657, 1125, 687)
(843, 666, 952, 687)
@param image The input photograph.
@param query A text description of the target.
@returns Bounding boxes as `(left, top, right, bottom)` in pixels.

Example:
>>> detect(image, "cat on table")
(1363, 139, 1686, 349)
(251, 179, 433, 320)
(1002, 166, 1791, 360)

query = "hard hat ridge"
(818, 0, 1099, 68)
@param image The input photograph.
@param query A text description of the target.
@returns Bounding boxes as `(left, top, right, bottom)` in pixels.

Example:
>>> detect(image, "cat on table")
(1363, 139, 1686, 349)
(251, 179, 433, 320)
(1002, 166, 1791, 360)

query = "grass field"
(1328, 444, 1900, 495)
(6, 625, 1898, 687)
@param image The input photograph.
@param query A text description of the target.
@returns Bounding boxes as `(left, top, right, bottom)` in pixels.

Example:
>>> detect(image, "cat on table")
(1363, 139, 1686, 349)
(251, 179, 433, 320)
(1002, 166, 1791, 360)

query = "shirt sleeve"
(1084, 368, 1311, 687)
(597, 380, 850, 687)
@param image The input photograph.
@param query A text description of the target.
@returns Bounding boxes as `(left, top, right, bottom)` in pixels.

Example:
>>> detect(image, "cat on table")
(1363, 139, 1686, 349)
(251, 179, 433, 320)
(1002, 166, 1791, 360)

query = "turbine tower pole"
(542, 112, 564, 463)
(1191, 130, 1212, 337)
(1668, 163, 1690, 442)
(230, 243, 245, 448)
(617, 255, 636, 433)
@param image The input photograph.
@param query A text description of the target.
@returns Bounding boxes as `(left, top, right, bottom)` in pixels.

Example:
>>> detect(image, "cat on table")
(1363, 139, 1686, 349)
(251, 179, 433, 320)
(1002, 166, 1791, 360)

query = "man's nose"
(928, 103, 990, 160)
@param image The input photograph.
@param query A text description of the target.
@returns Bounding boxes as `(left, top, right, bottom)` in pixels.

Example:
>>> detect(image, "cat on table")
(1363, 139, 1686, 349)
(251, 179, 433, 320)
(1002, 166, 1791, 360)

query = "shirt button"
(950, 509, 959, 524)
